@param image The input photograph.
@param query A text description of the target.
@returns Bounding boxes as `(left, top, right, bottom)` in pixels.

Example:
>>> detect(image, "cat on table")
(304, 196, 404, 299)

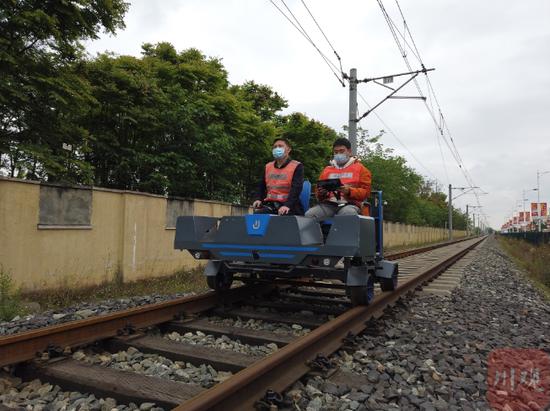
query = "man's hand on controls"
(341, 185, 351, 197)
(252, 200, 262, 208)
(278, 206, 290, 215)
(318, 187, 329, 199)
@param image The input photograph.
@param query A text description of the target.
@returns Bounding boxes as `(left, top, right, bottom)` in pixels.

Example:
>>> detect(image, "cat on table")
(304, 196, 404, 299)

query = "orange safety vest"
(319, 161, 369, 208)
(264, 160, 300, 203)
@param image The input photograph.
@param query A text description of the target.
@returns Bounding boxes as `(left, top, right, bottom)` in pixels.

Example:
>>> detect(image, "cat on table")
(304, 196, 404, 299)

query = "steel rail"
(385, 235, 477, 260)
(0, 236, 477, 369)
(238, 236, 479, 289)
(173, 236, 486, 411)
(0, 284, 272, 368)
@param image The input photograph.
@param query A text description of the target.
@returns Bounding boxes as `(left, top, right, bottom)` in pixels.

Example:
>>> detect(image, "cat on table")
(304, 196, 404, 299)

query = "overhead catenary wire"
(268, 0, 345, 86)
(377, 1, 462, 171)
(377, 0, 488, 225)
(299, 0, 344, 76)
(423, 74, 450, 186)
(357, 92, 442, 185)
(376, 0, 487, 224)
(390, 0, 471, 179)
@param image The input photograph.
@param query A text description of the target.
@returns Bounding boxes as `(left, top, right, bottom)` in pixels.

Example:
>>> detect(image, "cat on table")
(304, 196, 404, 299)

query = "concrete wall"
(384, 221, 466, 248)
(0, 177, 466, 291)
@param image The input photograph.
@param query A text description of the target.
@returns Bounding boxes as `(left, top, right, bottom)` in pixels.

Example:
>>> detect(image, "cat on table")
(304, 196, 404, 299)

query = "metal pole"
(348, 68, 358, 154)
(523, 189, 526, 232)
(538, 170, 541, 232)
(466, 204, 469, 236)
(448, 184, 453, 240)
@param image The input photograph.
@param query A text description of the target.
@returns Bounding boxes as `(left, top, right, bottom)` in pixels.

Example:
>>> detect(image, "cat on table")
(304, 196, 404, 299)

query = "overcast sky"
(85, 0, 550, 228)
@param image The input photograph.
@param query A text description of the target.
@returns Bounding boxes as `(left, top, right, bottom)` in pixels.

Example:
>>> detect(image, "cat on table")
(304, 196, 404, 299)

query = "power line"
(268, 0, 345, 86)
(391, 0, 472, 181)
(376, 0, 487, 225)
(299, 0, 344, 76)
(377, 3, 459, 175)
(392, 0, 424, 64)
(357, 92, 441, 184)
(376, 1, 480, 191)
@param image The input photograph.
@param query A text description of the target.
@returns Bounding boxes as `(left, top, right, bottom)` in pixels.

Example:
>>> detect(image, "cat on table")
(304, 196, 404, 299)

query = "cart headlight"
(191, 250, 210, 259)
(323, 258, 331, 266)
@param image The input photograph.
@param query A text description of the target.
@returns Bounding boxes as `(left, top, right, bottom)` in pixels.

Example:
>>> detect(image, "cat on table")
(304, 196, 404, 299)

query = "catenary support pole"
(466, 204, 469, 236)
(348, 68, 358, 154)
(448, 184, 453, 240)
(537, 170, 541, 232)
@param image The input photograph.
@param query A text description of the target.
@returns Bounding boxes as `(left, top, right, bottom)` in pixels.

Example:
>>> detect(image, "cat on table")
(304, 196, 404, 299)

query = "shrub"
(0, 268, 22, 321)
(499, 237, 550, 290)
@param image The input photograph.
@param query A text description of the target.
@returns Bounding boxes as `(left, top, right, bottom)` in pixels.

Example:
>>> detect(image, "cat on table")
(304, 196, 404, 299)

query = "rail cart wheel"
(206, 272, 234, 291)
(379, 265, 398, 292)
(348, 276, 375, 306)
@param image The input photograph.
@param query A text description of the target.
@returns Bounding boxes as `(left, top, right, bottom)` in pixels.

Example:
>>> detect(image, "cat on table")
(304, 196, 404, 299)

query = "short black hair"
(272, 137, 291, 147)
(332, 137, 351, 149)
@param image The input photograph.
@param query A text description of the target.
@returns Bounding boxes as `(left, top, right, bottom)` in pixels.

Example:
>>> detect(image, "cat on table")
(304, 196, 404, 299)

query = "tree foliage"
(0, 0, 129, 182)
(0, 2, 468, 229)
(360, 133, 468, 230)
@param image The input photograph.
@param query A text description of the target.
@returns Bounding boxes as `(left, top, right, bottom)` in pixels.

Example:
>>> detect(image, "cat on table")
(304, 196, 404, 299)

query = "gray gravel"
(73, 346, 232, 388)
(283, 236, 550, 410)
(205, 315, 311, 336)
(0, 293, 194, 336)
(165, 330, 279, 356)
(0, 373, 164, 411)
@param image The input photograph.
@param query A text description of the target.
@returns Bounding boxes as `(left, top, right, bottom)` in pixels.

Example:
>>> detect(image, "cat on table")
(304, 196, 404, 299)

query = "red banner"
(526, 211, 531, 222)
(519, 212, 525, 222)
(531, 202, 539, 217)
(542, 203, 548, 217)
(513, 216, 518, 224)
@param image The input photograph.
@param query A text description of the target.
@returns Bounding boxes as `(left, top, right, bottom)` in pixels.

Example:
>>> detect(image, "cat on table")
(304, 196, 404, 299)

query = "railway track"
(0, 236, 485, 410)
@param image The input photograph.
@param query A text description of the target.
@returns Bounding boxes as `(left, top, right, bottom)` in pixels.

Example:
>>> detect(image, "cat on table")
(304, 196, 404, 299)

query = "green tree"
(231, 81, 287, 122)
(361, 139, 423, 223)
(0, 0, 128, 181)
(359, 134, 468, 229)
(276, 112, 336, 183)
(78, 43, 289, 203)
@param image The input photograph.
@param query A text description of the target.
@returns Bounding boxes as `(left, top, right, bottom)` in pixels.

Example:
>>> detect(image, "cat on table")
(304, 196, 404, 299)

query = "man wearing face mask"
(252, 138, 304, 215)
(305, 137, 371, 221)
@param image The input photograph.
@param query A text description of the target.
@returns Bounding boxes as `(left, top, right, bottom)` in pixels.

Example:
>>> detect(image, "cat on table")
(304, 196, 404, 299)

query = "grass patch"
(23, 268, 208, 312)
(0, 267, 24, 321)
(498, 236, 550, 300)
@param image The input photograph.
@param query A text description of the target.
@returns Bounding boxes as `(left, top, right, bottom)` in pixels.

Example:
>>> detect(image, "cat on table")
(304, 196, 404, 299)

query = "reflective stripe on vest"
(319, 161, 366, 205)
(321, 162, 364, 187)
(264, 160, 300, 202)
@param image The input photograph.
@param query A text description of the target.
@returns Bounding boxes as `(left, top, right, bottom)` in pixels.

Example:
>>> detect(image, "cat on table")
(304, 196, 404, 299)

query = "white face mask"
(272, 147, 285, 159)
(334, 153, 349, 165)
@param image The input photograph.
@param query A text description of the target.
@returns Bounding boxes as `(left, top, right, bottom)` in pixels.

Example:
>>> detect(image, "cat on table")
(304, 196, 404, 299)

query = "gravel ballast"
(0, 293, 194, 336)
(205, 315, 311, 336)
(284, 236, 550, 410)
(165, 330, 279, 356)
(3, 236, 549, 410)
(0, 373, 164, 411)
(73, 346, 232, 388)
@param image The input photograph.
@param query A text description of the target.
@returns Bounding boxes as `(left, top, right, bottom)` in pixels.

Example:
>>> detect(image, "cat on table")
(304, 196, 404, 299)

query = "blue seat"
(300, 180, 311, 212)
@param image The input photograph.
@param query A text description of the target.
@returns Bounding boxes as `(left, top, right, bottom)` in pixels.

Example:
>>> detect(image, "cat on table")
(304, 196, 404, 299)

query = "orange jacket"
(317, 158, 372, 208)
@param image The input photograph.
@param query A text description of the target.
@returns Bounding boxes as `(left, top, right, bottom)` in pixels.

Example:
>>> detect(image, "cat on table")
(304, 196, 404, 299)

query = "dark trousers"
(253, 202, 303, 216)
